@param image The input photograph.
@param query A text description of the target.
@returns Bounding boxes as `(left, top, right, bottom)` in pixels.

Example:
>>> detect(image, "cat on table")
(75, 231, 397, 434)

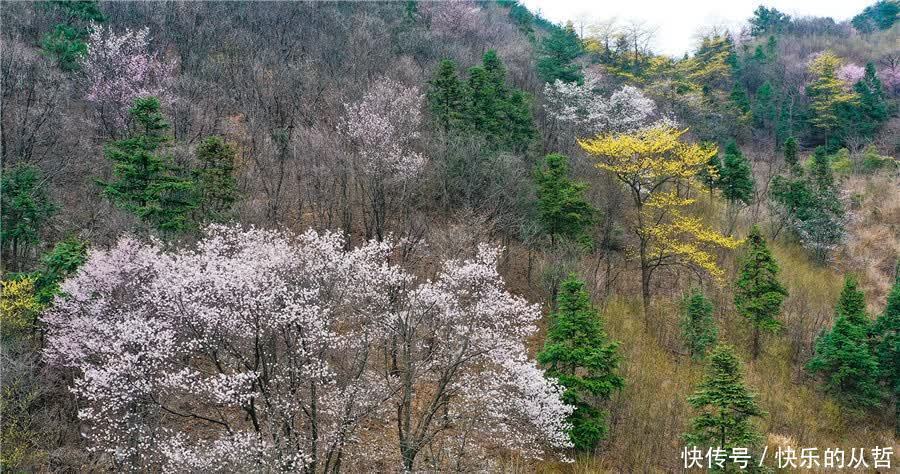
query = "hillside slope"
(1, 1, 898, 471)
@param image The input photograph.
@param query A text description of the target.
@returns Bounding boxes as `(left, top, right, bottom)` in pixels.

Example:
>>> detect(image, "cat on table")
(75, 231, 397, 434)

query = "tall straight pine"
(734, 225, 787, 360)
(684, 345, 764, 456)
(538, 275, 623, 451)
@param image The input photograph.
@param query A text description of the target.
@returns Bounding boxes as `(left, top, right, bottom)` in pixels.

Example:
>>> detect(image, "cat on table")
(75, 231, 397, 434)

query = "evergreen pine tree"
(730, 83, 751, 116)
(749, 6, 791, 36)
(464, 65, 495, 135)
(534, 154, 595, 245)
(807, 276, 882, 409)
(810, 147, 834, 190)
(852, 62, 889, 138)
(752, 45, 766, 63)
(463, 51, 534, 153)
(680, 288, 718, 360)
(871, 264, 899, 432)
(1, 165, 57, 271)
(33, 237, 88, 306)
(537, 275, 623, 451)
(718, 141, 755, 207)
(501, 87, 536, 154)
(783, 136, 799, 171)
(481, 50, 507, 94)
(537, 22, 584, 84)
(774, 96, 795, 147)
(752, 80, 776, 129)
(801, 148, 844, 261)
(684, 345, 764, 457)
(427, 59, 466, 131)
(193, 136, 237, 222)
(852, 0, 900, 32)
(39, 0, 105, 71)
(734, 225, 788, 360)
(99, 97, 196, 233)
(765, 35, 778, 58)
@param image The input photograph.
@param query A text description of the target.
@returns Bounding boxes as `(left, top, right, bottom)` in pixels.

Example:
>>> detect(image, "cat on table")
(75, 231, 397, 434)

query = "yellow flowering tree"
(578, 126, 741, 319)
(0, 278, 41, 336)
(1, 277, 45, 469)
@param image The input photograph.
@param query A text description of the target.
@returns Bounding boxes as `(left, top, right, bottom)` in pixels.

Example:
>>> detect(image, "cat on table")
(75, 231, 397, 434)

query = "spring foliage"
(343, 77, 426, 180)
(82, 24, 175, 127)
(543, 77, 656, 136)
(42, 225, 572, 471)
(0, 278, 42, 335)
(579, 126, 741, 285)
(806, 52, 859, 138)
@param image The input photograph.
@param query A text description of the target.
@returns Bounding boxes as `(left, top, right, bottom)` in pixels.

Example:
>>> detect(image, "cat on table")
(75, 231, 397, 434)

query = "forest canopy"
(1, 0, 898, 471)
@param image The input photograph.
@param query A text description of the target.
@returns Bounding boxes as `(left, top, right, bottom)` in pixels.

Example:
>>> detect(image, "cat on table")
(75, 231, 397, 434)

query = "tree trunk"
(639, 238, 651, 322)
(401, 447, 416, 473)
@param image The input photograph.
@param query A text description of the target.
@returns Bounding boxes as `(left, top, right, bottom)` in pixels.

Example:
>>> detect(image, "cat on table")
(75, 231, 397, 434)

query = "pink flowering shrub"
(837, 63, 865, 88)
(43, 225, 571, 471)
(879, 65, 900, 95)
(81, 24, 176, 128)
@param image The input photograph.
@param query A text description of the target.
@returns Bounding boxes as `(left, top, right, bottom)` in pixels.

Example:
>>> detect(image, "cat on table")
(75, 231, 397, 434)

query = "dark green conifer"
(783, 136, 799, 171)
(537, 22, 584, 84)
(680, 288, 718, 360)
(0, 165, 57, 271)
(718, 141, 754, 207)
(807, 276, 882, 409)
(99, 97, 196, 233)
(734, 226, 788, 359)
(538, 275, 623, 451)
(534, 154, 595, 245)
(39, 1, 105, 70)
(193, 136, 238, 222)
(871, 264, 899, 432)
(684, 346, 764, 455)
(427, 59, 466, 131)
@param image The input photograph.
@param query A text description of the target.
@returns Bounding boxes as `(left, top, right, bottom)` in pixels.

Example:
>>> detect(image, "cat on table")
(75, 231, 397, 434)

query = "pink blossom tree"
(43, 225, 571, 471)
(879, 64, 900, 95)
(837, 63, 865, 88)
(342, 77, 426, 241)
(81, 24, 176, 133)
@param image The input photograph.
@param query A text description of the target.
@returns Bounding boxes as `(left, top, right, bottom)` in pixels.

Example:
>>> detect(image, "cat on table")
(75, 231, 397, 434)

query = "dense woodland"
(1, 0, 899, 471)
